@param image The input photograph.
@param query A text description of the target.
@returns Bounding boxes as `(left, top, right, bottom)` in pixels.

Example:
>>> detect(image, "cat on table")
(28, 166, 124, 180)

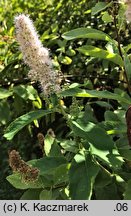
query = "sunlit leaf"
(77, 45, 124, 67)
(58, 55, 72, 65)
(102, 12, 113, 23)
(59, 88, 130, 105)
(62, 28, 112, 41)
(0, 88, 12, 99)
(4, 110, 52, 140)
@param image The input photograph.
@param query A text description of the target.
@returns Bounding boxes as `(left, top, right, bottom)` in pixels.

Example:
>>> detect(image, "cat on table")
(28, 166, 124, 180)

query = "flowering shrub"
(1, 0, 131, 200)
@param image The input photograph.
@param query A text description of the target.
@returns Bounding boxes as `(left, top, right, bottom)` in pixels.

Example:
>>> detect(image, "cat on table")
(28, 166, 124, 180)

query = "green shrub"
(0, 0, 131, 200)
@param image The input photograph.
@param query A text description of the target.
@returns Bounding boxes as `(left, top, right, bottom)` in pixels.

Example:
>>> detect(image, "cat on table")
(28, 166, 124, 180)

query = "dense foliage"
(0, 0, 131, 200)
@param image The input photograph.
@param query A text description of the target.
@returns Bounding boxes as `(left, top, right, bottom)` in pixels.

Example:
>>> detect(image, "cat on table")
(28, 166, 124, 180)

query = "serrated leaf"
(4, 110, 52, 140)
(77, 45, 124, 67)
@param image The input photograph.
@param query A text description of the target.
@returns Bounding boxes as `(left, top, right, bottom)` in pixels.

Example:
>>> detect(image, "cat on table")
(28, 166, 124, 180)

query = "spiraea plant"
(3, 0, 131, 200)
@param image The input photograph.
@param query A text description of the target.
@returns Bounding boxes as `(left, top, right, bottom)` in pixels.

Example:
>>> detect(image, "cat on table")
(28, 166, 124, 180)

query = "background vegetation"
(0, 0, 131, 200)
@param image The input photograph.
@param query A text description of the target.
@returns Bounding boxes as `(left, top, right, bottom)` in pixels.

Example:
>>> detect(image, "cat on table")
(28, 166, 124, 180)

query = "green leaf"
(118, 148, 131, 161)
(39, 189, 53, 200)
(114, 88, 131, 109)
(62, 27, 112, 41)
(124, 54, 131, 81)
(77, 45, 124, 67)
(107, 149, 124, 169)
(95, 182, 121, 199)
(69, 153, 99, 200)
(34, 157, 67, 176)
(71, 119, 114, 151)
(105, 110, 120, 122)
(4, 110, 52, 140)
(94, 101, 113, 109)
(71, 119, 123, 168)
(124, 180, 131, 200)
(49, 142, 62, 157)
(60, 139, 78, 153)
(0, 100, 10, 124)
(91, 2, 112, 16)
(36, 157, 69, 186)
(13, 85, 38, 101)
(95, 169, 112, 188)
(90, 144, 123, 169)
(102, 12, 113, 23)
(59, 88, 131, 105)
(66, 48, 76, 56)
(44, 134, 55, 156)
(0, 88, 12, 99)
(21, 189, 41, 200)
(58, 55, 72, 65)
(7, 157, 68, 189)
(6, 173, 43, 189)
(104, 110, 126, 135)
(34, 157, 69, 186)
(118, 3, 126, 30)
(53, 163, 70, 185)
(90, 144, 111, 165)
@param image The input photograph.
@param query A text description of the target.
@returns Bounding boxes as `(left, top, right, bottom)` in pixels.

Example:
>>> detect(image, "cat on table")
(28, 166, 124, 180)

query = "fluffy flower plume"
(15, 14, 60, 95)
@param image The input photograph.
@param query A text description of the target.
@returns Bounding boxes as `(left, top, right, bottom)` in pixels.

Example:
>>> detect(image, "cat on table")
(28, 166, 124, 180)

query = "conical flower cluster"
(15, 14, 60, 96)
